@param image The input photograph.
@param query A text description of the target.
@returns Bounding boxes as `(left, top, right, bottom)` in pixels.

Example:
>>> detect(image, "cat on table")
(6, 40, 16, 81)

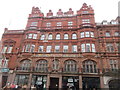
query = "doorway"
(49, 77, 59, 90)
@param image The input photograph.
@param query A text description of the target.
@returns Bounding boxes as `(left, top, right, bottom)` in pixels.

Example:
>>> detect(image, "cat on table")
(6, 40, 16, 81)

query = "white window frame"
(46, 46, 52, 52)
(63, 45, 68, 52)
(64, 34, 69, 39)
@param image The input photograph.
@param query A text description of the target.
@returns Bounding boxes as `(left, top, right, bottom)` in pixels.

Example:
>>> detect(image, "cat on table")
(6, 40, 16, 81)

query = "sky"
(0, 0, 119, 40)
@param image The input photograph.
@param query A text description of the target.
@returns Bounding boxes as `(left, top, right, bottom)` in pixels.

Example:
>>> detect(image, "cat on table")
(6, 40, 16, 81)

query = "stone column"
(46, 74, 50, 89)
(100, 76, 104, 88)
(59, 75, 62, 89)
(0, 72, 2, 89)
(28, 73, 32, 89)
(79, 75, 82, 89)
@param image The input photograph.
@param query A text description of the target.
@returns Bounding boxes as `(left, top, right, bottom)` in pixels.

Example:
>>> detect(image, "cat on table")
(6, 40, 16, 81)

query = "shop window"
(14, 75, 29, 86)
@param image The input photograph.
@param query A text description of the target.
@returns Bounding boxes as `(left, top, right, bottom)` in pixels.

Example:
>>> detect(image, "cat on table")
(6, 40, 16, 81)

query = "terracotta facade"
(0, 3, 120, 89)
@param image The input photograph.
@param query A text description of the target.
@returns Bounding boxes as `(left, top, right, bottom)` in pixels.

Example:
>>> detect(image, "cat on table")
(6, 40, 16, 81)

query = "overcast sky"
(0, 0, 119, 40)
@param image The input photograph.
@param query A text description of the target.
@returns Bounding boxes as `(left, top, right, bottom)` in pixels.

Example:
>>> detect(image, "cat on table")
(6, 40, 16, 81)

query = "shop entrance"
(108, 79, 120, 90)
(49, 77, 59, 90)
(82, 77, 100, 90)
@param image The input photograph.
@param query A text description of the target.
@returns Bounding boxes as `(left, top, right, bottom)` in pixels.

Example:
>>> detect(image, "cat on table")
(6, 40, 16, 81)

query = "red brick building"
(0, 3, 120, 89)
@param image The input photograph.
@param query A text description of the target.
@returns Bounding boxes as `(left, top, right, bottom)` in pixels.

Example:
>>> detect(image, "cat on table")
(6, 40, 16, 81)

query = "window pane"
(86, 43, 91, 52)
(72, 45, 77, 52)
(41, 35, 45, 40)
(72, 34, 77, 39)
(81, 44, 85, 52)
(30, 22, 38, 26)
(91, 44, 95, 52)
(91, 32, 94, 37)
(64, 34, 68, 39)
(85, 32, 90, 37)
(55, 45, 60, 52)
(30, 44, 35, 52)
(38, 46, 44, 52)
(63, 45, 68, 52)
(25, 44, 31, 52)
(106, 32, 110, 37)
(56, 34, 60, 40)
(7, 46, 13, 53)
(81, 32, 84, 38)
(28, 34, 32, 39)
(48, 34, 52, 40)
(2, 45, 7, 53)
(46, 46, 52, 52)
(33, 34, 37, 39)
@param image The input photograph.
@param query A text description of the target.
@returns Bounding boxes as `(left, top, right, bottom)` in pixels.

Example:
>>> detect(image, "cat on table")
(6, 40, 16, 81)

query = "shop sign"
(33, 54, 79, 57)
(68, 78, 73, 82)
(1, 68, 9, 72)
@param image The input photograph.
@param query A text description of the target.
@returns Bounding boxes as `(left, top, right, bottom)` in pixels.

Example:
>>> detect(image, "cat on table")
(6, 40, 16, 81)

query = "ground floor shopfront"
(7, 72, 106, 90)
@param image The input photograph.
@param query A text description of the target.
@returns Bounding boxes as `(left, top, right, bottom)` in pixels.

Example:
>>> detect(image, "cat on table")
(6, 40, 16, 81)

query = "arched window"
(48, 34, 52, 40)
(56, 34, 60, 40)
(35, 60, 48, 72)
(52, 59, 59, 70)
(82, 60, 97, 73)
(64, 60, 77, 72)
(40, 34, 45, 40)
(20, 60, 31, 71)
(64, 34, 68, 39)
(72, 33, 77, 39)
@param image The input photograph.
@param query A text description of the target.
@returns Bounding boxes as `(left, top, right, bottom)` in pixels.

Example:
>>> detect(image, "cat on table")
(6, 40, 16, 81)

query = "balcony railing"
(81, 68, 100, 73)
